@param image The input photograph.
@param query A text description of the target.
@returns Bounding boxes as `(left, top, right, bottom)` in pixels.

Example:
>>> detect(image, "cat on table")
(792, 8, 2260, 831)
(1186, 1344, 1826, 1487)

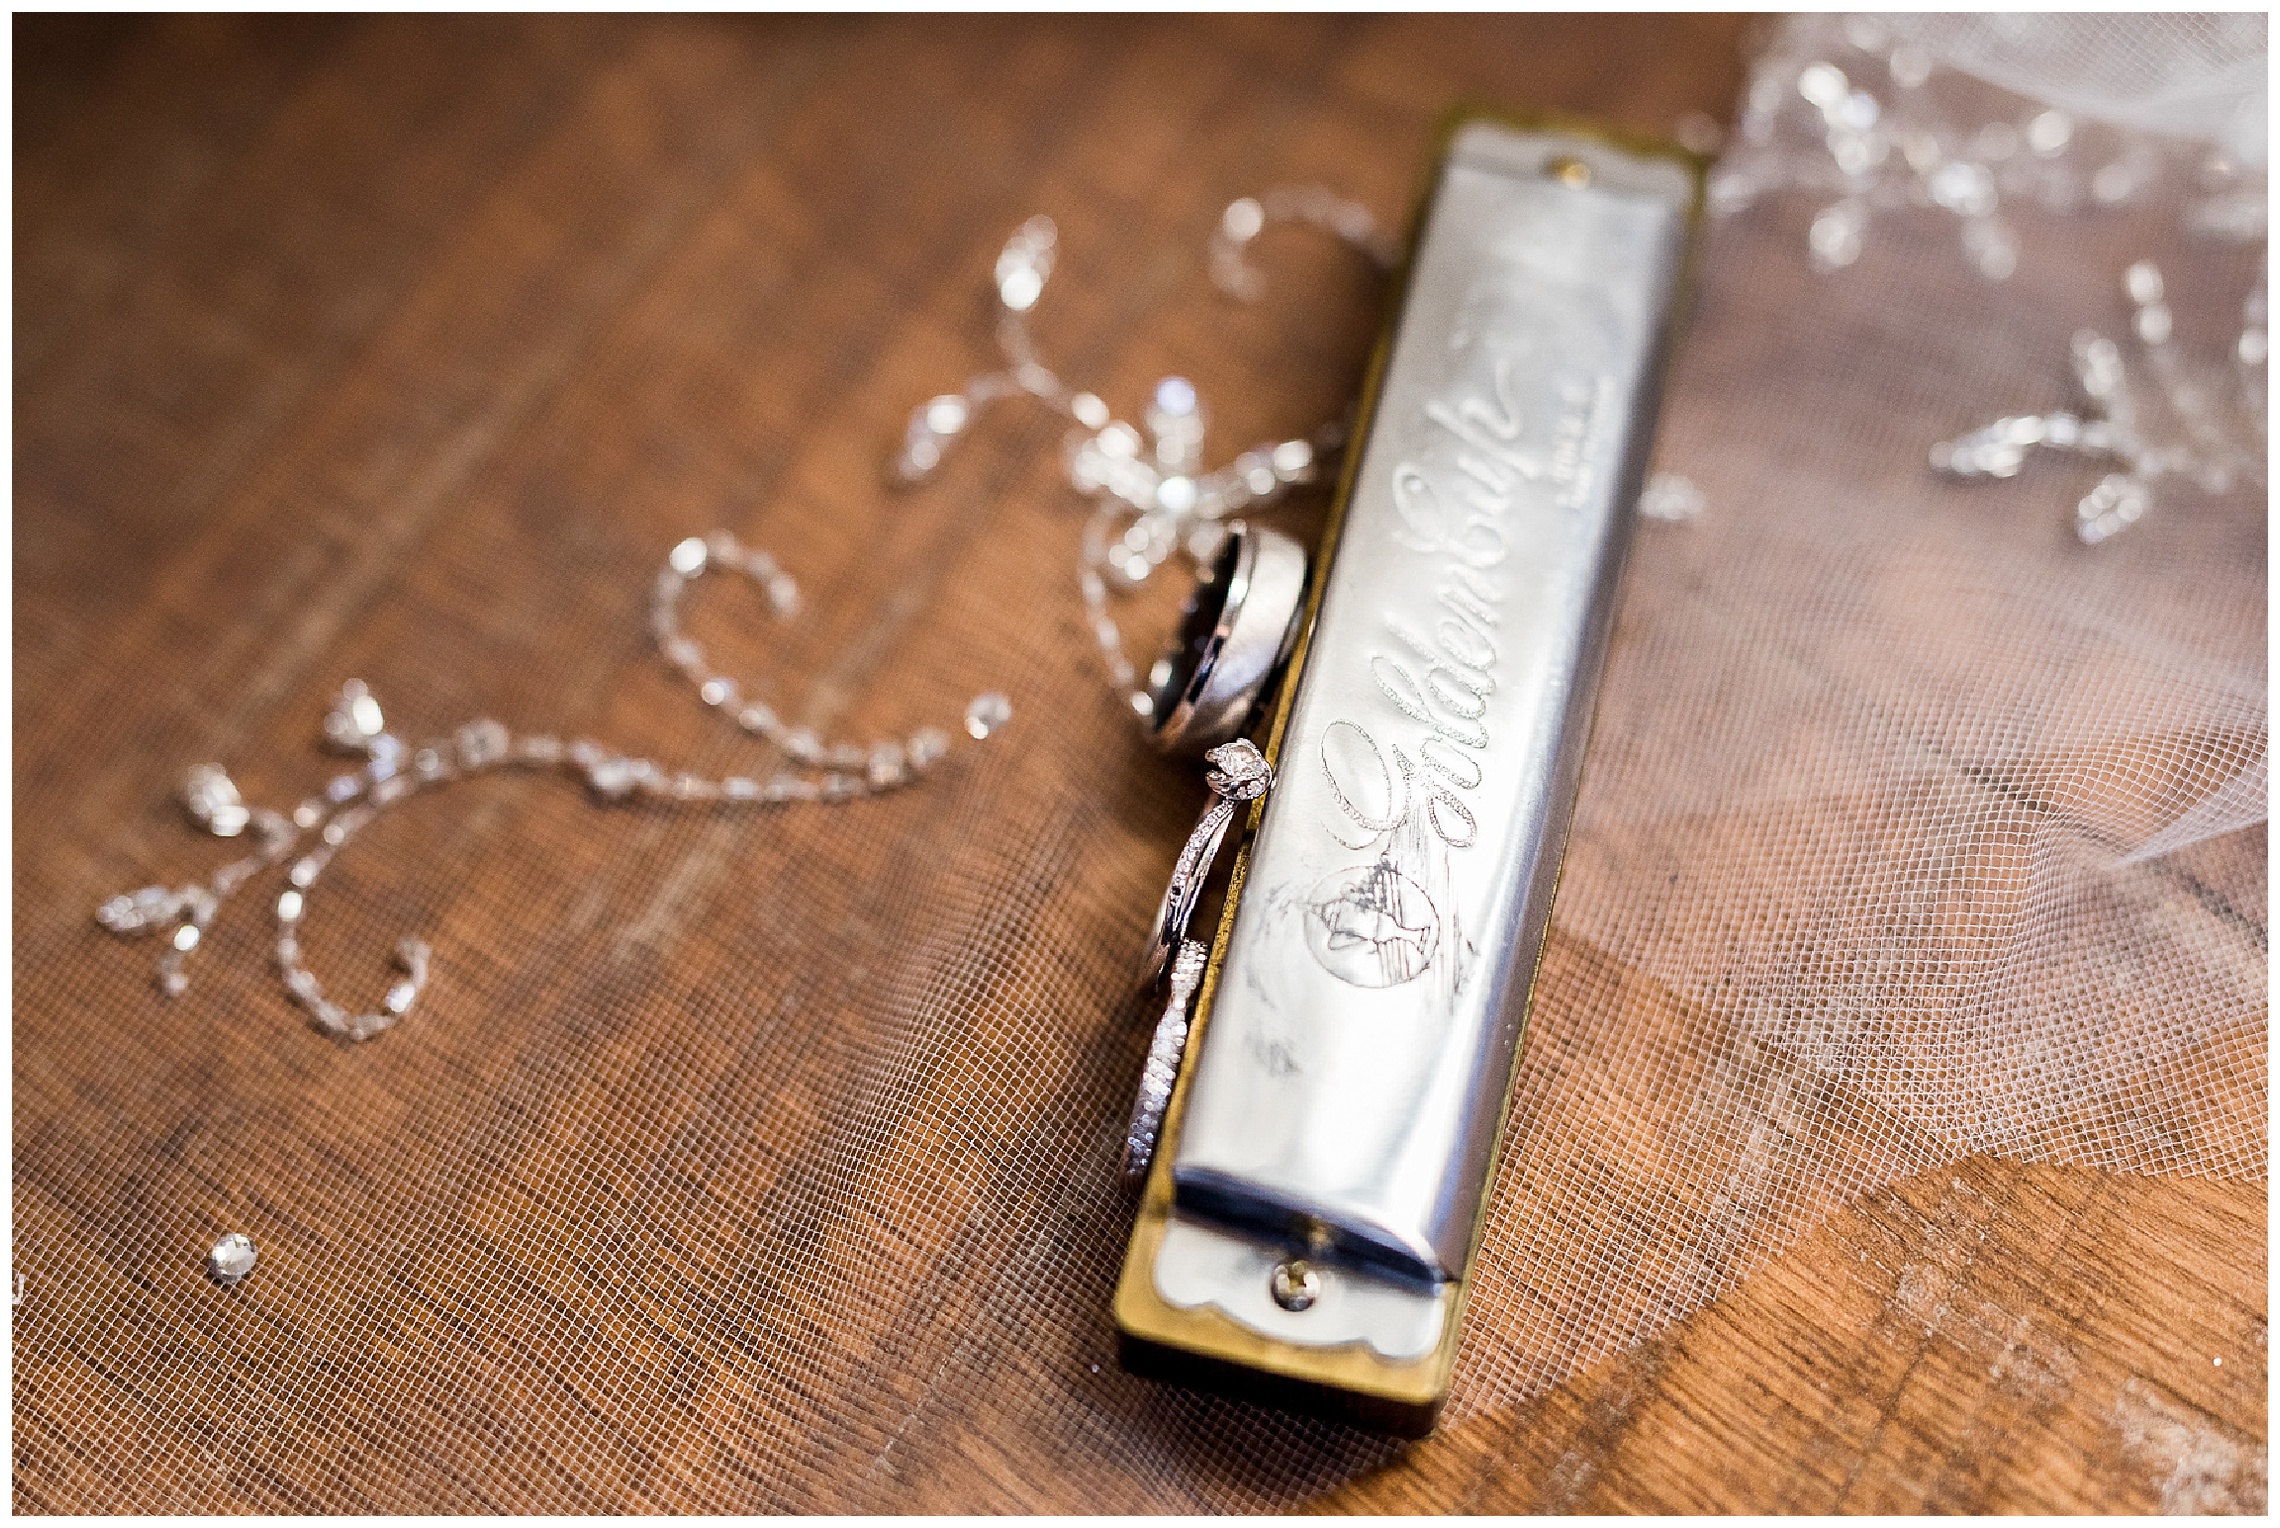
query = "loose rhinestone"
(669, 536, 709, 576)
(326, 774, 361, 804)
(286, 969, 321, 1004)
(292, 800, 324, 830)
(172, 924, 201, 953)
(964, 692, 1013, 740)
(738, 702, 778, 735)
(161, 970, 190, 998)
(207, 1233, 257, 1286)
(766, 573, 800, 617)
(277, 891, 304, 923)
(700, 678, 737, 707)
(383, 981, 417, 1015)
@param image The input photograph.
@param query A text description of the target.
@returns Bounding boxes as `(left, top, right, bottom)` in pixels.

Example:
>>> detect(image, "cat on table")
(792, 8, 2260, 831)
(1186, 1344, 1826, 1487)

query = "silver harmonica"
(1117, 116, 1701, 1435)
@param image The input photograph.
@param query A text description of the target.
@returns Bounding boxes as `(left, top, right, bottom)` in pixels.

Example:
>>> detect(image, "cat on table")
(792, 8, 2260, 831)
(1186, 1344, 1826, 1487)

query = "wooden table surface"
(14, 14, 2266, 1513)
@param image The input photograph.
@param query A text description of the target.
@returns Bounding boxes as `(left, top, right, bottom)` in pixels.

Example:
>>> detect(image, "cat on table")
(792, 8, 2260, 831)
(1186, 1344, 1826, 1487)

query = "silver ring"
(1139, 738, 1273, 992)
(1144, 523, 1308, 759)
(1122, 938, 1208, 1179)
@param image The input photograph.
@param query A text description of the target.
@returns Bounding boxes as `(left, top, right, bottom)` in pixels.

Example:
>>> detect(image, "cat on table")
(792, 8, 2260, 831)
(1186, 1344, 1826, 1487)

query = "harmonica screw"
(1544, 154, 1594, 189)
(1268, 1258, 1321, 1313)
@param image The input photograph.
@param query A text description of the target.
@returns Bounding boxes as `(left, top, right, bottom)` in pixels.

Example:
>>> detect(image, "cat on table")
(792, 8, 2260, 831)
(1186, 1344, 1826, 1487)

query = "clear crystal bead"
(964, 692, 1013, 740)
(98, 886, 178, 934)
(366, 733, 405, 782)
(182, 764, 251, 838)
(924, 394, 969, 437)
(782, 773, 827, 802)
(908, 727, 951, 769)
(455, 719, 510, 769)
(587, 758, 633, 798)
(323, 680, 387, 752)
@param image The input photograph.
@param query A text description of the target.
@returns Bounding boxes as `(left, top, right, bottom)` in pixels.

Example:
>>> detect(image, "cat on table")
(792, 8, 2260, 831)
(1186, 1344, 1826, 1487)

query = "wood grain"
(13, 14, 2263, 1513)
